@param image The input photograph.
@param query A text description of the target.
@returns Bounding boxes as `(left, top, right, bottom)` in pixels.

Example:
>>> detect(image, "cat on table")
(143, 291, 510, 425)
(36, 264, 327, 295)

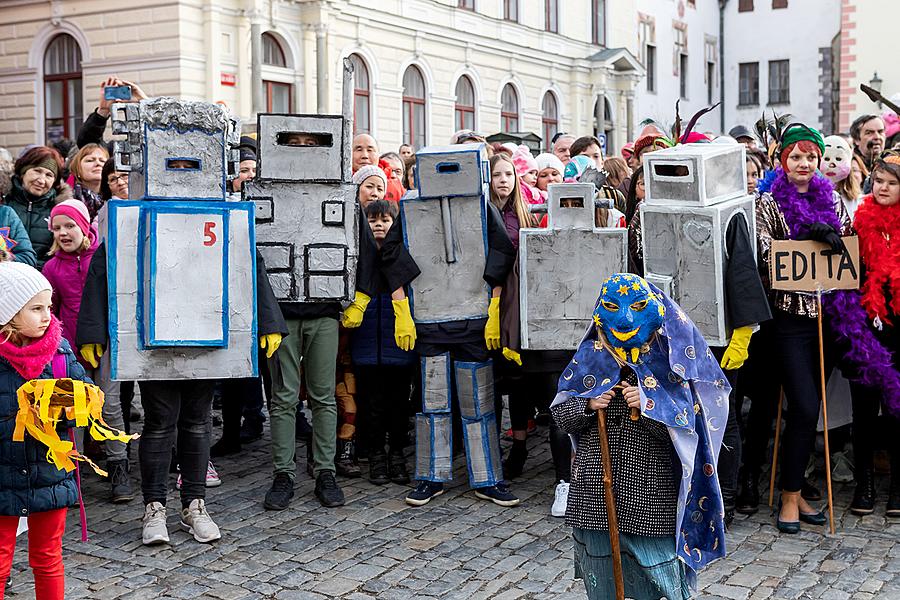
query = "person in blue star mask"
(551, 273, 729, 600)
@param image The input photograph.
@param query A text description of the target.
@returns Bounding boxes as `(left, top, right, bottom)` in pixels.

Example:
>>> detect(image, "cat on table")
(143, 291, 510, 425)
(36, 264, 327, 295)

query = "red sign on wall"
(221, 73, 236, 86)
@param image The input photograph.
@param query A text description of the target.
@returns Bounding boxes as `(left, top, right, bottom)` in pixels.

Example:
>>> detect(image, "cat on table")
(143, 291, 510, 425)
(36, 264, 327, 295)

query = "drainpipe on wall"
(719, 0, 728, 133)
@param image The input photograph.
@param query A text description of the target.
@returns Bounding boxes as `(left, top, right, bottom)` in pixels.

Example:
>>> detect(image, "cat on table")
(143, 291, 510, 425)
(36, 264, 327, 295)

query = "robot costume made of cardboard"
(639, 144, 758, 346)
(241, 61, 358, 305)
(102, 98, 258, 381)
(400, 143, 506, 488)
(519, 183, 627, 351)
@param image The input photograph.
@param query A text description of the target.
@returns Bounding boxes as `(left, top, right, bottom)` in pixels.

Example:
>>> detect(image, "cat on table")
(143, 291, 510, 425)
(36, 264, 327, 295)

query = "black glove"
(800, 222, 846, 255)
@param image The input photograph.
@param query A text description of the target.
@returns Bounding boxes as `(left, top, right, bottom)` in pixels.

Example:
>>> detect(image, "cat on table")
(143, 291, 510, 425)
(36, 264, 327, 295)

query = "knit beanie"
(49, 199, 91, 236)
(564, 155, 595, 182)
(0, 262, 52, 325)
(352, 164, 388, 188)
(534, 153, 565, 175)
(511, 145, 538, 177)
(17, 155, 60, 179)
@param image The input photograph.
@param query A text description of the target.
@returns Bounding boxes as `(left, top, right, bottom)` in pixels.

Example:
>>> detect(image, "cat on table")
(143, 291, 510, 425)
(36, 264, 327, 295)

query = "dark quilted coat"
(0, 338, 84, 517)
(350, 293, 416, 367)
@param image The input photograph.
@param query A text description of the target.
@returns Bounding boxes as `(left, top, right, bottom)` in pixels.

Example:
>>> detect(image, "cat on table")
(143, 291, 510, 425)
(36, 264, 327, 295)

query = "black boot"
(108, 459, 134, 503)
(801, 478, 822, 502)
(388, 450, 410, 485)
(886, 478, 900, 518)
(369, 452, 390, 485)
(503, 440, 528, 480)
(335, 440, 361, 478)
(735, 468, 760, 515)
(850, 468, 876, 516)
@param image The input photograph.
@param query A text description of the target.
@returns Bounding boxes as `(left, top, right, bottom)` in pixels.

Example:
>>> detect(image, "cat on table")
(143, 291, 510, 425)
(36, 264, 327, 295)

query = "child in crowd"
(511, 145, 545, 205)
(0, 262, 88, 600)
(552, 273, 728, 599)
(534, 153, 565, 193)
(351, 200, 417, 485)
(42, 200, 132, 503)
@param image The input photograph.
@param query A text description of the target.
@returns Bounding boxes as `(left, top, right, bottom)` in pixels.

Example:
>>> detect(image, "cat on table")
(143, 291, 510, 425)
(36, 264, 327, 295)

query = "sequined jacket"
(551, 369, 679, 537)
(755, 191, 852, 318)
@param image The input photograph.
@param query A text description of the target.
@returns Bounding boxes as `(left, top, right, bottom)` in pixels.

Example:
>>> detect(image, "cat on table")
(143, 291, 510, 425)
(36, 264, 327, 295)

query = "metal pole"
(250, 21, 264, 115)
(316, 25, 328, 113)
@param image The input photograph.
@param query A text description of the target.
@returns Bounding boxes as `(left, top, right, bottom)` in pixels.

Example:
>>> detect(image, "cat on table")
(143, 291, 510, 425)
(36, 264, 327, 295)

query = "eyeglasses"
(107, 174, 127, 185)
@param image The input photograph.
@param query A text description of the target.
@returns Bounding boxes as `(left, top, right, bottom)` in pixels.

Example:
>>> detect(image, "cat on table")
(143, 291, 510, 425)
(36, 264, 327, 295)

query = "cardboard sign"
(770, 236, 860, 292)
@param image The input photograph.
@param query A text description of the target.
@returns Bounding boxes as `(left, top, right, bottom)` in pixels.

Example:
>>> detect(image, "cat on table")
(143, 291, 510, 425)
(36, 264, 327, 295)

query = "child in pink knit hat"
(510, 145, 546, 205)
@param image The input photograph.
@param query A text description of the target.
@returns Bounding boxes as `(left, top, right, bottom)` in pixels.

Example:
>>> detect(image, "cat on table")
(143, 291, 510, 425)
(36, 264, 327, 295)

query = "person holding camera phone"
(76, 77, 148, 150)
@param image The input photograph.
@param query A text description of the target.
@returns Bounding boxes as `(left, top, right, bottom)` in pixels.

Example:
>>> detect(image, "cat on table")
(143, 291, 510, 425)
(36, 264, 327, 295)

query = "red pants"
(0, 508, 66, 600)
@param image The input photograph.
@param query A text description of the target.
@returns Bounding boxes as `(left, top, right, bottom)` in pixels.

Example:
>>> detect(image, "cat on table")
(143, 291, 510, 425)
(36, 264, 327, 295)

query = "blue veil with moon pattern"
(552, 281, 730, 583)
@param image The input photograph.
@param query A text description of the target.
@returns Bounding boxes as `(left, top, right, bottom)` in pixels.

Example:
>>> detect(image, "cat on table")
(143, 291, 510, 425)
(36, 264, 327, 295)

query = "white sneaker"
(206, 461, 222, 487)
(142, 502, 169, 545)
(180, 499, 221, 543)
(551, 481, 569, 517)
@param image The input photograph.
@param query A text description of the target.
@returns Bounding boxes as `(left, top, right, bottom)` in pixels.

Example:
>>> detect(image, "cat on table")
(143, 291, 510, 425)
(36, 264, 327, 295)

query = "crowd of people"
(1, 74, 900, 599)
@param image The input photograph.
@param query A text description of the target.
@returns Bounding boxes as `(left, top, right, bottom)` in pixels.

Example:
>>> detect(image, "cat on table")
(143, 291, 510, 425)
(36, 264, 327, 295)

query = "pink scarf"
(0, 317, 63, 379)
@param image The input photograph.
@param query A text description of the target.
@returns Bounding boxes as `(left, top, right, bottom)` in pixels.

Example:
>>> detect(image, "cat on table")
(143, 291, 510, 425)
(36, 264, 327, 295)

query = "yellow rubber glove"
(79, 344, 103, 369)
(485, 296, 501, 351)
(260, 333, 283, 359)
(341, 291, 371, 328)
(392, 298, 417, 351)
(720, 326, 754, 370)
(502, 347, 522, 366)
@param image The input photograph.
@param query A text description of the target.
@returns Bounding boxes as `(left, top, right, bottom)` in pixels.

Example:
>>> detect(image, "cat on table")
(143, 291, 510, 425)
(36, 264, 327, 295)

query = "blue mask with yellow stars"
(592, 273, 665, 363)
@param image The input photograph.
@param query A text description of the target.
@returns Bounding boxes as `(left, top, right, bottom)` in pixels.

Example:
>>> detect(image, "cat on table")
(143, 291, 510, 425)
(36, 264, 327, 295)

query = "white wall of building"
(633, 0, 722, 136)
(723, 0, 840, 136)
(0, 0, 646, 156)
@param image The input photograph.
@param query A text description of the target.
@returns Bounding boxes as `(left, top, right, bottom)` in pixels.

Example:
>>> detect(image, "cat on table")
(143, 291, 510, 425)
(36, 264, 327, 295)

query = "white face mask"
(822, 135, 852, 183)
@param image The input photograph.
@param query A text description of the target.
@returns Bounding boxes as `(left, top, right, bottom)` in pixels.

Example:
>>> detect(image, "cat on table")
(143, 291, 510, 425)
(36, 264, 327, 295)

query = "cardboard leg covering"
(456, 361, 502, 488)
(415, 354, 453, 482)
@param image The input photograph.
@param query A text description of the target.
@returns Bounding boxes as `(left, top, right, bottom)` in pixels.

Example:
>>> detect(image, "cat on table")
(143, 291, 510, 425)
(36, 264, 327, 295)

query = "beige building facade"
(0, 0, 647, 156)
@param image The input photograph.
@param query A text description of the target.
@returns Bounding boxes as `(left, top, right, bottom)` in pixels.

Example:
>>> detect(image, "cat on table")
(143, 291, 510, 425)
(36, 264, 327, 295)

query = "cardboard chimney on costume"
(640, 143, 756, 346)
(519, 183, 627, 350)
(103, 98, 257, 381)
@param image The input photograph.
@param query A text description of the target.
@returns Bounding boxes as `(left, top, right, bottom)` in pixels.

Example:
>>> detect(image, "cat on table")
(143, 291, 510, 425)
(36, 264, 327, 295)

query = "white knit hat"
(352, 164, 388, 188)
(535, 152, 565, 175)
(0, 262, 52, 325)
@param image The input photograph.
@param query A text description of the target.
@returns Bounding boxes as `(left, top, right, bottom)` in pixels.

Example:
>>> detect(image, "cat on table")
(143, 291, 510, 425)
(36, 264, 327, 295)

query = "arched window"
(593, 96, 614, 154)
(500, 84, 519, 133)
(402, 66, 426, 150)
(262, 33, 286, 67)
(349, 54, 370, 135)
(43, 34, 82, 143)
(542, 92, 559, 151)
(454, 76, 475, 131)
(262, 33, 291, 112)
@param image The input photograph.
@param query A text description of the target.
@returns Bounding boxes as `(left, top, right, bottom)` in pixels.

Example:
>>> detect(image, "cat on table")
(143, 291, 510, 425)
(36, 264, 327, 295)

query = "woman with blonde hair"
(68, 143, 108, 221)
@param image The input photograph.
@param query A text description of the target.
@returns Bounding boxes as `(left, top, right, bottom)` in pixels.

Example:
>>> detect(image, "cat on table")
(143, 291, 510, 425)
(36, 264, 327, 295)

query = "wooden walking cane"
(816, 290, 836, 535)
(768, 388, 785, 507)
(597, 406, 626, 600)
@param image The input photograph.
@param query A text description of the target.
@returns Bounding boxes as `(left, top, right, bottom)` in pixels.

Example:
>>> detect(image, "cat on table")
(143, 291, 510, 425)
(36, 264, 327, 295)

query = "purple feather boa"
(771, 168, 900, 416)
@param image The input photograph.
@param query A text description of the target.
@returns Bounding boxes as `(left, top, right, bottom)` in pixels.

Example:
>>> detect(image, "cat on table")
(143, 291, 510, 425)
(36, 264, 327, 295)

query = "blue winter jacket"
(350, 293, 416, 367)
(0, 338, 85, 517)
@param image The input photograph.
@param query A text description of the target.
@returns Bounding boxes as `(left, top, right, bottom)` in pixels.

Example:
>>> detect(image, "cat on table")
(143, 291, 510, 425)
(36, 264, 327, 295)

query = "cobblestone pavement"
(7, 416, 900, 599)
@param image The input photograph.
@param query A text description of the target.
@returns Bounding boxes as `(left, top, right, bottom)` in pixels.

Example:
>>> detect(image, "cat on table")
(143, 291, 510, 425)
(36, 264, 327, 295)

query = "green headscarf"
(780, 124, 825, 155)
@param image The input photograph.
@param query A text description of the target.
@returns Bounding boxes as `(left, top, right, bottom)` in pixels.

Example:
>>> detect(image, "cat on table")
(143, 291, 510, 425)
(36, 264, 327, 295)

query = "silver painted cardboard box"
(643, 143, 747, 207)
(105, 98, 257, 380)
(243, 112, 358, 303)
(519, 183, 627, 350)
(640, 195, 756, 346)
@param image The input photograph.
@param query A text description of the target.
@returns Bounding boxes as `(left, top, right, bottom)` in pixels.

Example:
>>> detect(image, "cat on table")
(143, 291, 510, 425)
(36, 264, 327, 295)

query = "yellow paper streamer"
(13, 378, 139, 477)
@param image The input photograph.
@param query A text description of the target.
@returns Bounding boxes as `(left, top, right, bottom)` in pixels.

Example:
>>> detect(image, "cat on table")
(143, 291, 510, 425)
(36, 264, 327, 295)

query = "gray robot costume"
(398, 144, 516, 488)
